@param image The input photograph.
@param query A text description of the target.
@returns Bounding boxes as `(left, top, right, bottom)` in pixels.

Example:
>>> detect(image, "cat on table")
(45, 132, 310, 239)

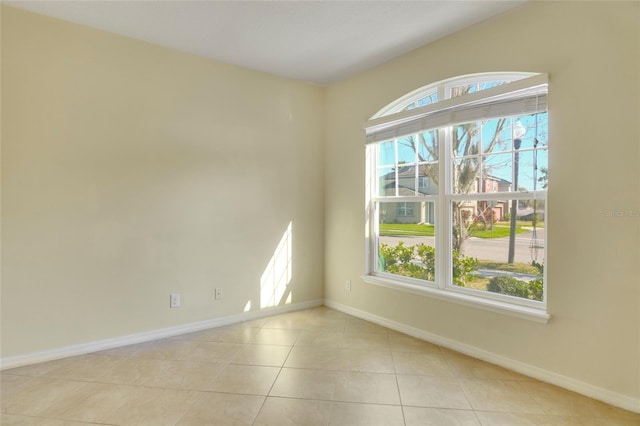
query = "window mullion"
(437, 124, 450, 290)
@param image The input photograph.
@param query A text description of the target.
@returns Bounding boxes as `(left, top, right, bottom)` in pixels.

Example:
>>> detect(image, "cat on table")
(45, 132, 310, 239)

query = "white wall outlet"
(170, 293, 181, 308)
(215, 288, 223, 300)
(345, 280, 351, 292)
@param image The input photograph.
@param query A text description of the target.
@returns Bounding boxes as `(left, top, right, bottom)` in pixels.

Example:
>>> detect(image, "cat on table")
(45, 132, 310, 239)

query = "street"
(379, 230, 545, 264)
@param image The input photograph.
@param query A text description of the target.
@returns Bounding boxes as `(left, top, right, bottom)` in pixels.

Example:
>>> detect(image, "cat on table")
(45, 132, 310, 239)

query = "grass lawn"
(380, 223, 434, 236)
(380, 222, 531, 238)
(476, 260, 541, 274)
(517, 220, 544, 228)
(469, 223, 528, 238)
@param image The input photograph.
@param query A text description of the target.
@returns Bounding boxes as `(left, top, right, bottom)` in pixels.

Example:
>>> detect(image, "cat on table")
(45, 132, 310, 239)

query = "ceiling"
(6, 1, 526, 85)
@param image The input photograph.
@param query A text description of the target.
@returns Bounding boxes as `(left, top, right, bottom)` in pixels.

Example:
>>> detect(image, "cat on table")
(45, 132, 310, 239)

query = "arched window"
(364, 73, 549, 321)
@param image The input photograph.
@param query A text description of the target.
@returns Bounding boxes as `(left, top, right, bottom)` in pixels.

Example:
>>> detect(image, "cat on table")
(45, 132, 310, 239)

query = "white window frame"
(364, 73, 550, 323)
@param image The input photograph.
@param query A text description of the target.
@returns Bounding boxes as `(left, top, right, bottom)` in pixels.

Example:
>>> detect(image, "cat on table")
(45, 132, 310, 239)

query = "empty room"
(1, 1, 639, 425)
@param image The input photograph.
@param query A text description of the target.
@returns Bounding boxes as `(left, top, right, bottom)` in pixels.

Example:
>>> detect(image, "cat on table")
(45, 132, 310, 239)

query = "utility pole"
(508, 122, 525, 263)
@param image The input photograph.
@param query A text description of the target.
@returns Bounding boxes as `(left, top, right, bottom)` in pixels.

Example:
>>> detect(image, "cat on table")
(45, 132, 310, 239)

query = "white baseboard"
(324, 299, 640, 414)
(0, 299, 323, 371)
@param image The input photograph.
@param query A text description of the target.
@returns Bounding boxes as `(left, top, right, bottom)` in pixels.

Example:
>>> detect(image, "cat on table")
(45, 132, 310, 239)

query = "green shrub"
(452, 249, 478, 287)
(487, 275, 543, 301)
(485, 260, 544, 301)
(378, 243, 476, 285)
(528, 279, 543, 301)
(487, 276, 530, 298)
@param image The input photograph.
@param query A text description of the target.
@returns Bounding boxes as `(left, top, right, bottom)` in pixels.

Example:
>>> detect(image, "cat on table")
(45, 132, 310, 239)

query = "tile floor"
(1, 306, 639, 425)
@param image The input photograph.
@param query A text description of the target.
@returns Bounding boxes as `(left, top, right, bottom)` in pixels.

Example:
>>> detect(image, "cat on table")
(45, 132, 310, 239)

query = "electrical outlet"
(170, 293, 181, 308)
(345, 280, 351, 292)
(215, 288, 223, 300)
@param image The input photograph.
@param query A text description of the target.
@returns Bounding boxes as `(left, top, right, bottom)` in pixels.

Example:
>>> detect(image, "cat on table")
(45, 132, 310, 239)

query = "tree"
(399, 84, 508, 252)
(538, 167, 548, 189)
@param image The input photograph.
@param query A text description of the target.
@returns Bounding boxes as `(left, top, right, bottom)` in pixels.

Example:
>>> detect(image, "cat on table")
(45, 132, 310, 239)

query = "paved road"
(379, 230, 545, 264)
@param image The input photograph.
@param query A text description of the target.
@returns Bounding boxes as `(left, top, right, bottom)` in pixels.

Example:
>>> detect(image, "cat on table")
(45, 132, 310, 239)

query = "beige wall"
(324, 1, 639, 401)
(1, 6, 324, 357)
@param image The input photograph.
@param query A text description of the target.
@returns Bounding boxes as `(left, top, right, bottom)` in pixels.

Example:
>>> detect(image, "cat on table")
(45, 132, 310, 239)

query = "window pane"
(377, 140, 396, 167)
(482, 118, 511, 153)
(378, 166, 395, 197)
(452, 157, 481, 194)
(417, 130, 438, 162)
(482, 153, 513, 192)
(378, 201, 436, 282)
(416, 92, 438, 107)
(453, 114, 549, 194)
(512, 112, 548, 150)
(397, 165, 417, 196)
(452, 123, 481, 158)
(417, 163, 439, 195)
(450, 81, 509, 98)
(451, 199, 544, 301)
(397, 136, 417, 164)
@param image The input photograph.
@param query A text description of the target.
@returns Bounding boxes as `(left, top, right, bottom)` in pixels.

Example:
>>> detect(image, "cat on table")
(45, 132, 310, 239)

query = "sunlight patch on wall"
(260, 221, 292, 308)
(244, 300, 252, 312)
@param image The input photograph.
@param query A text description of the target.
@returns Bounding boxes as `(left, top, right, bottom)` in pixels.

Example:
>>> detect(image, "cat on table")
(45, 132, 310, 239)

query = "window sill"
(362, 275, 551, 323)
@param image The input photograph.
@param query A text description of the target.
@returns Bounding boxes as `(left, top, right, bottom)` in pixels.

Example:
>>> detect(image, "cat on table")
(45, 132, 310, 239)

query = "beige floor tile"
(160, 339, 244, 363)
(1, 377, 87, 417)
(339, 348, 396, 373)
(303, 318, 347, 332)
(262, 315, 307, 330)
(177, 325, 262, 343)
(329, 401, 405, 425)
(132, 359, 226, 391)
(94, 343, 148, 357)
(0, 414, 93, 425)
(38, 382, 138, 423)
(388, 334, 443, 354)
(2, 360, 67, 377)
(118, 338, 189, 360)
(521, 381, 640, 420)
(208, 364, 280, 395)
(1, 374, 38, 409)
(41, 354, 126, 382)
(305, 306, 351, 320)
(403, 406, 480, 425)
(249, 328, 300, 345)
(176, 392, 265, 425)
(284, 346, 345, 370)
(345, 318, 391, 335)
(231, 344, 291, 367)
(342, 332, 391, 351)
(284, 346, 395, 373)
(102, 387, 201, 426)
(474, 411, 620, 425)
(460, 378, 546, 414)
(397, 375, 471, 409)
(295, 330, 346, 348)
(580, 418, 640, 426)
(334, 371, 400, 405)
(392, 351, 453, 377)
(238, 317, 269, 328)
(253, 396, 332, 426)
(90, 357, 172, 386)
(269, 368, 340, 400)
(443, 350, 528, 381)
